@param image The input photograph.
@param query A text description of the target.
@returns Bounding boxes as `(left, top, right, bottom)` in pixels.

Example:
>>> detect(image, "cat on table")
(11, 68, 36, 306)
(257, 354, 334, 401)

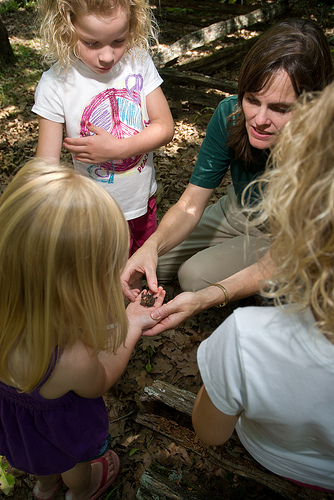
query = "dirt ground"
(0, 1, 334, 499)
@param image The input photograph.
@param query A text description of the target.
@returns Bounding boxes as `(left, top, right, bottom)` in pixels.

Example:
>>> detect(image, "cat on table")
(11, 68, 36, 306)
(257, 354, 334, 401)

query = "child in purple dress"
(0, 159, 165, 500)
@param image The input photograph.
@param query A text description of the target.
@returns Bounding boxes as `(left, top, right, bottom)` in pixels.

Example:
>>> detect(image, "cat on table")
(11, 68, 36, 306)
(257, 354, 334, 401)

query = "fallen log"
(160, 68, 238, 94)
(175, 36, 258, 75)
(137, 467, 199, 500)
(136, 380, 333, 500)
(153, 2, 290, 68)
(162, 81, 224, 108)
(155, 0, 255, 18)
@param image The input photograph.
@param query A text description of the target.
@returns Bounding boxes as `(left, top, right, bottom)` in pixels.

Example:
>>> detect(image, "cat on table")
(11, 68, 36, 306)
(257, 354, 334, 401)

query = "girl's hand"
(126, 287, 166, 333)
(63, 123, 125, 164)
(63, 86, 174, 166)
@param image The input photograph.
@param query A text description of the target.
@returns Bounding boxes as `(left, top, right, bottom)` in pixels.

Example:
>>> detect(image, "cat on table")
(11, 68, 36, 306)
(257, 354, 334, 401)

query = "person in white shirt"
(33, 0, 174, 255)
(192, 81, 334, 491)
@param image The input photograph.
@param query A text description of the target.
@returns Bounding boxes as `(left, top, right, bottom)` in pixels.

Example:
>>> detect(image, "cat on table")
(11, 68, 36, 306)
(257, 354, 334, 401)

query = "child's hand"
(63, 123, 124, 164)
(126, 287, 165, 333)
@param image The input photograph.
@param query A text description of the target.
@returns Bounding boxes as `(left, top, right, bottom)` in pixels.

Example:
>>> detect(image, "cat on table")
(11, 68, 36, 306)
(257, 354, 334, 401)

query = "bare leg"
(62, 462, 91, 498)
(33, 474, 62, 499)
(63, 451, 119, 500)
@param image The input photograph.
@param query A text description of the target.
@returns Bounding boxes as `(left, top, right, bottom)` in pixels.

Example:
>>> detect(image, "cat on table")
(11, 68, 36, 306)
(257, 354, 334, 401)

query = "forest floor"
(0, 1, 334, 499)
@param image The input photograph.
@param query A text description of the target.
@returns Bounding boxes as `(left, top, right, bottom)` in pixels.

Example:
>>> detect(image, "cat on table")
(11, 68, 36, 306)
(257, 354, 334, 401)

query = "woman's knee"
(178, 256, 211, 292)
(177, 236, 266, 292)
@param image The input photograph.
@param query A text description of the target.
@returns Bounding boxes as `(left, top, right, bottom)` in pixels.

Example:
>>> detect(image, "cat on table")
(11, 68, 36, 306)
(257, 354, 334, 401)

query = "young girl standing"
(0, 159, 165, 500)
(32, 0, 174, 255)
(192, 82, 334, 491)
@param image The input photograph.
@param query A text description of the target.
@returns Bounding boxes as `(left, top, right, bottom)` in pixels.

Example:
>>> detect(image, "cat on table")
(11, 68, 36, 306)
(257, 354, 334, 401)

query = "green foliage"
(105, 486, 119, 499)
(0, 457, 15, 496)
(0, 0, 36, 14)
(0, 0, 19, 13)
(0, 42, 43, 107)
(194, 106, 215, 124)
(146, 435, 154, 450)
(166, 7, 194, 15)
(329, 35, 334, 53)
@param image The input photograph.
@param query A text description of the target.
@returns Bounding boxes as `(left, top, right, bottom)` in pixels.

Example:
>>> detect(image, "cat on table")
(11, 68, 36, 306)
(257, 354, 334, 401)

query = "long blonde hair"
(38, 0, 158, 68)
(248, 81, 334, 337)
(0, 159, 129, 392)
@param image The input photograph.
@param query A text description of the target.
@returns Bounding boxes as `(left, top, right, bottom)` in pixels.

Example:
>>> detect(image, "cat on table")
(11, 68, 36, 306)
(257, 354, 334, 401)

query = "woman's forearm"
(146, 250, 274, 336)
(151, 183, 214, 257)
(195, 249, 274, 309)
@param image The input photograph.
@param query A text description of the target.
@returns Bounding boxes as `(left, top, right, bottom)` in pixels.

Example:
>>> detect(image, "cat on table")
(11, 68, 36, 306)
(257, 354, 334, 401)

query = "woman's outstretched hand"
(121, 244, 159, 301)
(141, 291, 203, 336)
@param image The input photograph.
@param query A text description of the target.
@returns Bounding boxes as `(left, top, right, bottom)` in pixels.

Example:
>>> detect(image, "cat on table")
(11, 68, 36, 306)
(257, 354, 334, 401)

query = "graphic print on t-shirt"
(80, 74, 149, 183)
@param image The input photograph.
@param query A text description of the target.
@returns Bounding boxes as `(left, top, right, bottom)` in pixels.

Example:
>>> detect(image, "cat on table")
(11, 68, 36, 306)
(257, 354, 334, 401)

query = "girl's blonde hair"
(39, 0, 158, 68)
(0, 159, 129, 392)
(248, 81, 334, 337)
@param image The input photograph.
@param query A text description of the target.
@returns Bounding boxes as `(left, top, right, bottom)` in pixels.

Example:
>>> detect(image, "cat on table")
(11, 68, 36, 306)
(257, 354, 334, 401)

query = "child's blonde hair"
(0, 159, 129, 392)
(249, 81, 334, 337)
(39, 0, 158, 68)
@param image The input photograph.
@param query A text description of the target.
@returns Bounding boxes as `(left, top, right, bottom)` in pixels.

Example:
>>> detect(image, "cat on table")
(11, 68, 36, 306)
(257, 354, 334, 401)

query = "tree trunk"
(0, 16, 15, 67)
(153, 2, 290, 68)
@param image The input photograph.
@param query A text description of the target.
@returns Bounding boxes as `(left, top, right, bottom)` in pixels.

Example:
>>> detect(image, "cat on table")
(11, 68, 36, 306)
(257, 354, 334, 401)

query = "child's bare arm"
(62, 86, 174, 164)
(59, 288, 166, 398)
(39, 289, 165, 400)
(89, 287, 166, 394)
(192, 386, 239, 446)
(40, 290, 164, 399)
(36, 117, 63, 162)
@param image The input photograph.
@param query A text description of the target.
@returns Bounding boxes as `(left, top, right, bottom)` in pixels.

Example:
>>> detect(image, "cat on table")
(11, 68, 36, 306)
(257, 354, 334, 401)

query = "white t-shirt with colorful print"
(32, 51, 162, 220)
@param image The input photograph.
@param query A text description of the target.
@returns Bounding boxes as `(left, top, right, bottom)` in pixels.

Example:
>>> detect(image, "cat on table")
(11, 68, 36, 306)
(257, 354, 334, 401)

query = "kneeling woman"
(193, 82, 334, 491)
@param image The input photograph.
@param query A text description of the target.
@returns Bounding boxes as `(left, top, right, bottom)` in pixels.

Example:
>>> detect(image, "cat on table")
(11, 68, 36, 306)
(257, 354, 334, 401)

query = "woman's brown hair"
(228, 19, 333, 164)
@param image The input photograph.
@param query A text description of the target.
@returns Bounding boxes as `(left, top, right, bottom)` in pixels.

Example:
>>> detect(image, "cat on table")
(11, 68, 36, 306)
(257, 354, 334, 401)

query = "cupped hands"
(143, 291, 204, 336)
(126, 287, 166, 333)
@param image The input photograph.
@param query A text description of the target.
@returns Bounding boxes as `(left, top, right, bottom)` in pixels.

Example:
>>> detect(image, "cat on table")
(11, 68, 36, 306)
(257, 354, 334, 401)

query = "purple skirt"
(0, 381, 109, 475)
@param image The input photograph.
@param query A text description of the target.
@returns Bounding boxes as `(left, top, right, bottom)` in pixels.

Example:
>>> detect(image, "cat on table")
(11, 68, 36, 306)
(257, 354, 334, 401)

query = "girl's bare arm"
(192, 386, 239, 446)
(36, 117, 64, 162)
(39, 289, 166, 399)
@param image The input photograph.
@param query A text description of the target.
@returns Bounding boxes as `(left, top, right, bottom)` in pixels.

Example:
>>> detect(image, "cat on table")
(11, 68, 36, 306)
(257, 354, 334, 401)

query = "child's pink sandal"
(65, 450, 120, 500)
(33, 478, 63, 500)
